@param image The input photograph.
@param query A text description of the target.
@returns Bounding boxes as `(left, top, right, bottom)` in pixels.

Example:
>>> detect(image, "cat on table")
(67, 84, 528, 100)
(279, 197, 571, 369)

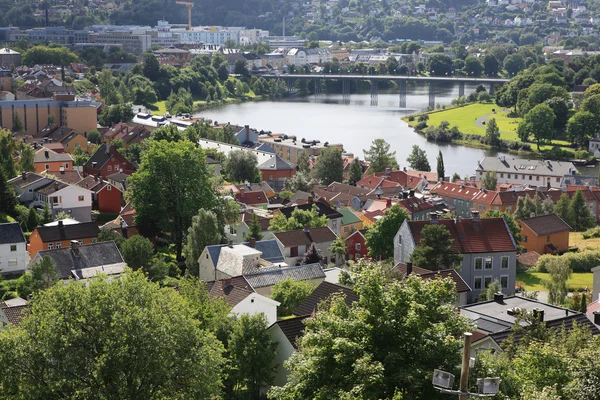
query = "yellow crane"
(176, 1, 194, 30)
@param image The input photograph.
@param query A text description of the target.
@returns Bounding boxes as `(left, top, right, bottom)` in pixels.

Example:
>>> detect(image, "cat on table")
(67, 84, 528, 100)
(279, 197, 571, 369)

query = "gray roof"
(8, 172, 47, 189)
(477, 156, 575, 177)
(256, 143, 275, 153)
(34, 241, 124, 280)
(35, 150, 73, 163)
(244, 263, 325, 289)
(0, 223, 26, 245)
(205, 239, 285, 268)
(258, 155, 295, 171)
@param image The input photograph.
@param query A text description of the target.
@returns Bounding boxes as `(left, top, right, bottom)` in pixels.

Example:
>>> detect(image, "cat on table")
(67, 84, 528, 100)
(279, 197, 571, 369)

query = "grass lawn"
(149, 100, 167, 115)
(0, 213, 15, 223)
(569, 232, 600, 251)
(516, 271, 592, 292)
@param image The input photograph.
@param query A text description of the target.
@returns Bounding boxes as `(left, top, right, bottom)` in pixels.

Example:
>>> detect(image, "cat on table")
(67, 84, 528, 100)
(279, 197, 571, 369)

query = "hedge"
(536, 251, 600, 273)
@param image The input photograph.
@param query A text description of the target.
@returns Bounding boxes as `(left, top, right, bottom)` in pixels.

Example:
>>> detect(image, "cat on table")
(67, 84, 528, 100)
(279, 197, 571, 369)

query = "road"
(259, 73, 510, 84)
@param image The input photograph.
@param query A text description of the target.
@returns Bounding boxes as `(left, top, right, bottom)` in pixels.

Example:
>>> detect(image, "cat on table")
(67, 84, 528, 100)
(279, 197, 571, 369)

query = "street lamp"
(432, 333, 500, 399)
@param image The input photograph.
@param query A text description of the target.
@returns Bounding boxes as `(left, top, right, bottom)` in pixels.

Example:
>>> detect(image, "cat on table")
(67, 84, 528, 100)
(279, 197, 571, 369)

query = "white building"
(286, 47, 333, 66)
(476, 156, 576, 188)
(0, 223, 27, 274)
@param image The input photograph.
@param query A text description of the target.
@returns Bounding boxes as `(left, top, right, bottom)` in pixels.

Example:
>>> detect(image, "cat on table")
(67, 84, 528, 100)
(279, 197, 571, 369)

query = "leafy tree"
(479, 279, 502, 301)
(366, 204, 408, 259)
(0, 130, 17, 178)
(129, 140, 215, 261)
(483, 210, 523, 245)
(97, 228, 125, 249)
(0, 271, 225, 399)
(244, 213, 264, 242)
(567, 111, 597, 148)
(142, 53, 160, 81)
(485, 118, 501, 148)
(87, 130, 101, 145)
(465, 56, 484, 77)
(406, 145, 431, 171)
(410, 224, 463, 270)
(568, 189, 596, 231)
(296, 150, 310, 174)
(185, 209, 222, 275)
(519, 103, 555, 150)
(301, 242, 323, 265)
(222, 150, 261, 183)
(0, 167, 17, 217)
(314, 147, 343, 185)
(98, 104, 134, 126)
(283, 171, 314, 192)
(25, 207, 38, 232)
(543, 257, 571, 305)
(18, 144, 35, 173)
(329, 237, 347, 265)
(120, 235, 154, 270)
(554, 193, 571, 225)
(483, 54, 499, 76)
(426, 53, 453, 76)
(363, 139, 398, 173)
(349, 158, 363, 186)
(30, 255, 58, 291)
(504, 54, 526, 76)
(98, 68, 119, 105)
(451, 172, 460, 182)
(234, 59, 249, 76)
(224, 314, 277, 397)
(482, 170, 497, 191)
(436, 150, 445, 180)
(12, 114, 23, 134)
(53, 211, 71, 222)
(40, 202, 52, 224)
(268, 260, 473, 399)
(269, 206, 328, 233)
(271, 277, 315, 313)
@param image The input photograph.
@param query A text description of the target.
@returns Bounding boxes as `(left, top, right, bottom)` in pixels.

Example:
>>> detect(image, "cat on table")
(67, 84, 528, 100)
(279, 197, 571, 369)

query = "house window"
(332, 220, 337, 229)
(474, 277, 482, 290)
(507, 174, 511, 178)
(529, 175, 532, 180)
(501, 256, 509, 269)
(269, 175, 273, 180)
(484, 276, 492, 288)
(474, 257, 483, 270)
(78, 240, 84, 245)
(398, 236, 402, 244)
(91, 238, 97, 243)
(51, 196, 59, 205)
(355, 243, 361, 251)
(55, 242, 61, 249)
(10, 245, 16, 252)
(66, 143, 69, 148)
(229, 226, 236, 234)
(78, 195, 84, 201)
(547, 235, 551, 243)
(501, 275, 509, 289)
(64, 163, 69, 169)
(290, 246, 298, 257)
(75, 142, 80, 148)
(500, 173, 504, 178)
(48, 243, 54, 250)
(344, 226, 349, 233)
(107, 185, 112, 191)
(522, 235, 528, 242)
(45, 164, 50, 170)
(108, 165, 112, 172)
(114, 165, 118, 171)
(484, 257, 492, 270)
(556, 177, 560, 183)
(536, 176, 540, 181)
(7, 259, 16, 265)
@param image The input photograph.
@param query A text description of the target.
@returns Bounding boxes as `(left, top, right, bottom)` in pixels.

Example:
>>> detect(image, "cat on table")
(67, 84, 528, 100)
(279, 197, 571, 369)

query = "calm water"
(198, 82, 509, 177)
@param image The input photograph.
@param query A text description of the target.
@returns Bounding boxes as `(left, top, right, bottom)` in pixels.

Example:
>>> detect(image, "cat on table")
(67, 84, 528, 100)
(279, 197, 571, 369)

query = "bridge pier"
(489, 83, 495, 96)
(459, 82, 465, 98)
(286, 78, 295, 92)
(399, 80, 407, 108)
(342, 80, 350, 96)
(370, 80, 378, 106)
(314, 79, 322, 96)
(428, 81, 436, 109)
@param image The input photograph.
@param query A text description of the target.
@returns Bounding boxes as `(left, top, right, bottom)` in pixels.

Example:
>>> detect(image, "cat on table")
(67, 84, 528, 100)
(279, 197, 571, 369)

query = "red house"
(83, 144, 137, 179)
(77, 175, 123, 213)
(345, 230, 369, 261)
(258, 155, 296, 189)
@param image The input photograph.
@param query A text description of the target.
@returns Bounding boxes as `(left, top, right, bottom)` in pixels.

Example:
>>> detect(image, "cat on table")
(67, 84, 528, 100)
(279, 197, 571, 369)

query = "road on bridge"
(259, 73, 510, 84)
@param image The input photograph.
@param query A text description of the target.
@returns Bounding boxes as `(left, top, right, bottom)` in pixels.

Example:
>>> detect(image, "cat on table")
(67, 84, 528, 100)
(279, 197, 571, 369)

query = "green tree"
(349, 158, 363, 186)
(97, 228, 125, 249)
(465, 56, 484, 77)
(483, 54, 499, 76)
(0, 271, 225, 399)
(12, 113, 23, 134)
(40, 202, 52, 224)
(269, 206, 328, 233)
(410, 224, 463, 270)
(504, 53, 526, 76)
(363, 139, 398, 173)
(30, 255, 58, 291)
(268, 260, 473, 399)
(568, 189, 596, 231)
(519, 103, 555, 150)
(482, 170, 498, 191)
(283, 171, 314, 192)
(120, 235, 154, 271)
(98, 68, 119, 105)
(479, 279, 502, 301)
(0, 167, 17, 217)
(18, 144, 35, 173)
(406, 145, 431, 171)
(329, 236, 347, 265)
(98, 104, 134, 126)
(25, 207, 38, 232)
(128, 140, 215, 261)
(485, 118, 501, 148)
(225, 314, 277, 397)
(543, 257, 571, 305)
(567, 111, 597, 148)
(87, 130, 101, 145)
(301, 242, 323, 265)
(554, 193, 571, 225)
(451, 172, 460, 182)
(142, 53, 160, 81)
(0, 130, 17, 178)
(271, 277, 315, 313)
(244, 213, 264, 242)
(426, 53, 453, 76)
(314, 147, 343, 185)
(223, 150, 261, 183)
(366, 204, 408, 259)
(436, 150, 445, 180)
(297, 150, 310, 174)
(185, 209, 222, 275)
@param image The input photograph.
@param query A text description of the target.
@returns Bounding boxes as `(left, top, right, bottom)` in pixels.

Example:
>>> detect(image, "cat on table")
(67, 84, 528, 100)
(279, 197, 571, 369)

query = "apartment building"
(258, 135, 343, 165)
(88, 31, 151, 54)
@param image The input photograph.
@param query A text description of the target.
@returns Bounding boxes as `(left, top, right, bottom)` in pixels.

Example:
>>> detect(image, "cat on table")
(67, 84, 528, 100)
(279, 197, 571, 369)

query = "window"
(108, 165, 112, 172)
(501, 275, 509, 289)
(522, 174, 525, 179)
(7, 259, 16, 265)
(45, 164, 50, 170)
(78, 240, 84, 245)
(501, 256, 509, 269)
(51, 196, 59, 205)
(484, 277, 492, 288)
(55, 243, 61, 249)
(484, 257, 492, 270)
(556, 177, 560, 183)
(269, 175, 273, 181)
(547, 235, 551, 243)
(522, 235, 528, 243)
(398, 236, 402, 244)
(75, 142, 80, 148)
(507, 174, 511, 179)
(78, 195, 84, 201)
(91, 238, 96, 243)
(290, 246, 298, 257)
(9, 245, 16, 252)
(114, 164, 119, 171)
(507, 206, 512, 212)
(500, 173, 504, 178)
(529, 175, 532, 180)
(536, 176, 540, 181)
(474, 257, 483, 270)
(355, 243, 361, 251)
(474, 277, 482, 290)
(344, 226, 349, 233)
(332, 220, 337, 229)
(107, 185, 112, 191)
(64, 163, 69, 169)
(66, 143, 69, 148)
(48, 244, 54, 250)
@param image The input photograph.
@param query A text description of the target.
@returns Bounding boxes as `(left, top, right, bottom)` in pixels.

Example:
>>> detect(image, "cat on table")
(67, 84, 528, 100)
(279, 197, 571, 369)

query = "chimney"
(92, 161, 97, 169)
(529, 212, 535, 218)
(221, 278, 232, 289)
(471, 210, 480, 222)
(249, 238, 256, 248)
(58, 220, 63, 228)
(403, 166, 407, 172)
(245, 125, 250, 142)
(406, 262, 413, 276)
(227, 240, 233, 248)
(386, 197, 391, 208)
(429, 212, 438, 224)
(105, 143, 110, 153)
(44, 150, 49, 159)
(54, 182, 59, 191)
(303, 224, 310, 233)
(385, 168, 391, 175)
(21, 172, 26, 180)
(308, 196, 314, 203)
(532, 308, 544, 322)
(95, 175, 99, 182)
(70, 240, 79, 255)
(493, 292, 504, 304)
(409, 190, 415, 197)
(594, 311, 600, 325)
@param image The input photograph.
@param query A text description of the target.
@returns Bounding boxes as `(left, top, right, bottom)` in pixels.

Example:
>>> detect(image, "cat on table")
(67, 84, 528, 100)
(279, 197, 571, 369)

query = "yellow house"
(338, 207, 363, 239)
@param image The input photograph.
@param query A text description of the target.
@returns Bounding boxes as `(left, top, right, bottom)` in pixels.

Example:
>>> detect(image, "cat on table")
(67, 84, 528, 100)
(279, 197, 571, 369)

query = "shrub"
(537, 251, 600, 273)
(418, 114, 429, 122)
(408, 115, 415, 122)
(415, 121, 427, 130)
(582, 227, 600, 239)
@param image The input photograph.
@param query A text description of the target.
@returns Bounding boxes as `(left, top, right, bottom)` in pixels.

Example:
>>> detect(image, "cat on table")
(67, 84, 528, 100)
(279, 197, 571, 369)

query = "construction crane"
(176, 1, 194, 31)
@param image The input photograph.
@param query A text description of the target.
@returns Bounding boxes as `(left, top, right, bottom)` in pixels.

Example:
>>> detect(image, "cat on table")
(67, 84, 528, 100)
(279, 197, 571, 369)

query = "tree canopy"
(363, 139, 398, 173)
(365, 204, 408, 259)
(406, 145, 431, 171)
(410, 224, 463, 269)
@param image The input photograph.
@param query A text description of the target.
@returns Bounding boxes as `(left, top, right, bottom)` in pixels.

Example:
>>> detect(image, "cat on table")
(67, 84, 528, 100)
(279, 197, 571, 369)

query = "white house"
(225, 212, 274, 244)
(0, 223, 28, 274)
(273, 226, 338, 266)
(267, 316, 306, 387)
(476, 156, 576, 188)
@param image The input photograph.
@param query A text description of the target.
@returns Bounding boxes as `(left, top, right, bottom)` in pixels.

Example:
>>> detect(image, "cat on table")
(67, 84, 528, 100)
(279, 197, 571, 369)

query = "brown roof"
(274, 226, 337, 247)
(406, 170, 439, 183)
(408, 218, 516, 254)
(294, 281, 358, 316)
(35, 222, 100, 242)
(241, 212, 271, 231)
(519, 214, 571, 236)
(8, 172, 46, 189)
(517, 251, 541, 268)
(357, 175, 401, 189)
(326, 182, 371, 196)
(44, 170, 83, 185)
(272, 316, 308, 349)
(0, 304, 28, 326)
(398, 197, 435, 214)
(205, 276, 254, 307)
(236, 190, 269, 205)
(76, 175, 117, 193)
(394, 263, 471, 293)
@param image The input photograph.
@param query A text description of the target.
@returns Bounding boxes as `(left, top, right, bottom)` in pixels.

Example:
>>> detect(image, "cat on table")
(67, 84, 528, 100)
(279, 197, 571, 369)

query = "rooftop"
(244, 263, 325, 289)
(35, 222, 100, 243)
(0, 223, 26, 245)
(394, 263, 471, 293)
(477, 156, 575, 177)
(519, 214, 571, 236)
(274, 226, 337, 247)
(270, 315, 307, 349)
(294, 281, 358, 316)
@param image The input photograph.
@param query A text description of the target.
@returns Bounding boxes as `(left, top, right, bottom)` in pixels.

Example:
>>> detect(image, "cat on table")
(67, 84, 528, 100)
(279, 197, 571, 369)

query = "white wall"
(53, 185, 93, 209)
(0, 242, 28, 274)
(476, 170, 562, 188)
(231, 293, 279, 326)
(268, 325, 296, 388)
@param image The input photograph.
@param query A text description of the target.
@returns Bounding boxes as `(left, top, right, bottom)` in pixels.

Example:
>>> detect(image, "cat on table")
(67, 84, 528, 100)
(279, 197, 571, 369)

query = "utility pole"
(459, 332, 472, 400)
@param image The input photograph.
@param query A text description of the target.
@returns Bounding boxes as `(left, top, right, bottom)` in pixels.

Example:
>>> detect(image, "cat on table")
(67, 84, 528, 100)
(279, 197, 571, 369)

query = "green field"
(150, 100, 167, 116)
(516, 271, 592, 292)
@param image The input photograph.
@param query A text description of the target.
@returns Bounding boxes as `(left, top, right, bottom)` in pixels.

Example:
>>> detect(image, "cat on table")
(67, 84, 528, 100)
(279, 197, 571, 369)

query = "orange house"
(28, 221, 100, 257)
(34, 148, 74, 173)
(518, 214, 571, 255)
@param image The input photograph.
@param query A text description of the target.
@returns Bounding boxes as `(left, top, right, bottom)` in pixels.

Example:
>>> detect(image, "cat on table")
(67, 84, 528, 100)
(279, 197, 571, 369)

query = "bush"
(415, 121, 427, 130)
(537, 251, 600, 273)
(408, 115, 415, 122)
(582, 227, 600, 239)
(418, 114, 429, 122)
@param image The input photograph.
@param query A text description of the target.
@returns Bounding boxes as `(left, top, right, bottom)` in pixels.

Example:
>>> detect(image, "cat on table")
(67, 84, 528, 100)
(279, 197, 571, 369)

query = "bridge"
(260, 74, 510, 108)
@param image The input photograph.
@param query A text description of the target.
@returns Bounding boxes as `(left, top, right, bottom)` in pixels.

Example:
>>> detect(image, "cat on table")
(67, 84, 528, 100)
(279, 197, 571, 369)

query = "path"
(474, 108, 510, 130)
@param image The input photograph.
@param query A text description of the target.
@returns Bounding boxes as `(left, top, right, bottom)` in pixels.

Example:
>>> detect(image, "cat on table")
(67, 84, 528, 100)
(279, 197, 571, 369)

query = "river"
(197, 82, 510, 177)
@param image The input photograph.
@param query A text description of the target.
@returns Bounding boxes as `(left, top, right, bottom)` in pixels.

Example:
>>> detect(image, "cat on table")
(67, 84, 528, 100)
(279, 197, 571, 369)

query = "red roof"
(397, 197, 435, 214)
(430, 181, 490, 201)
(408, 217, 516, 254)
(356, 175, 400, 189)
(394, 263, 471, 293)
(236, 190, 268, 205)
(587, 299, 600, 316)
